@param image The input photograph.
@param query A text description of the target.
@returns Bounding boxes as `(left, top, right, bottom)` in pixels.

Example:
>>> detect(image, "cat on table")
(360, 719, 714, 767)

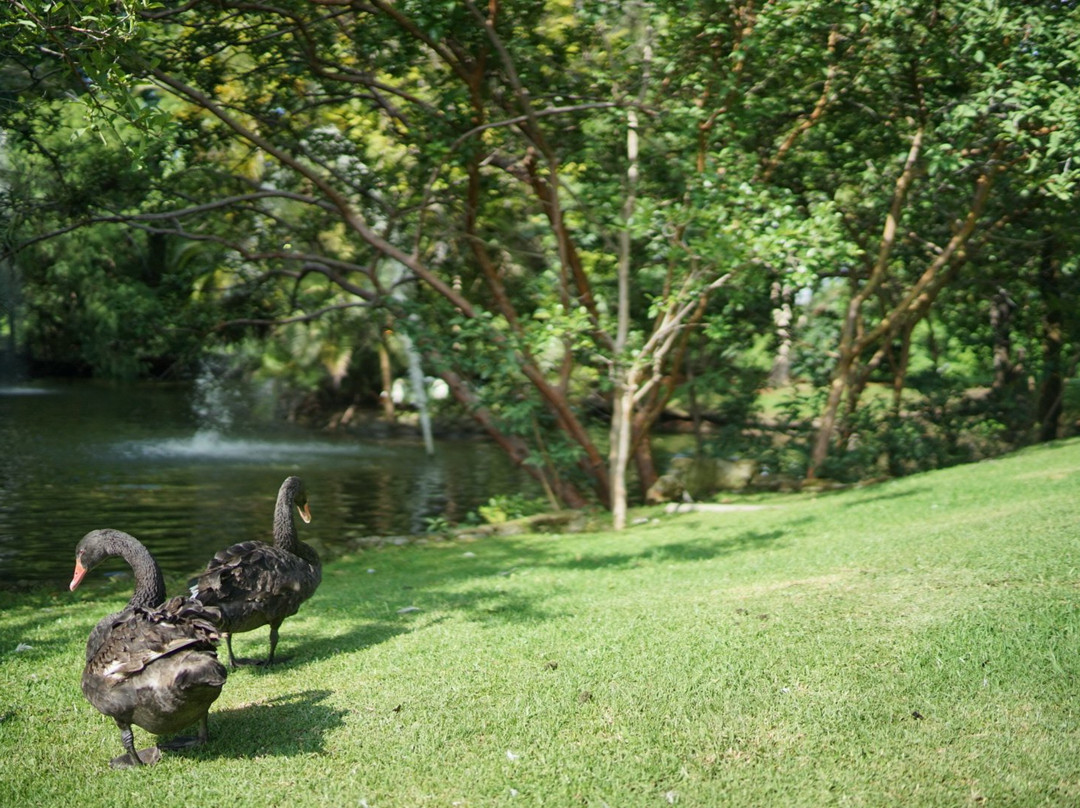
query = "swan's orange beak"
(298, 502, 312, 524)
(69, 558, 88, 592)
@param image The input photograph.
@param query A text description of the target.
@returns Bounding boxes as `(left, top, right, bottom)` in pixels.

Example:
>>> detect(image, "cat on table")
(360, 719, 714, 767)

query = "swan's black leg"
(120, 722, 142, 765)
(225, 633, 238, 668)
(226, 630, 266, 666)
(266, 621, 281, 664)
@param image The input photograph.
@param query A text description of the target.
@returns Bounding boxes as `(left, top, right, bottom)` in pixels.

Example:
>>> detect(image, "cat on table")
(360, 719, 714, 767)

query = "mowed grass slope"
(2, 440, 1079, 807)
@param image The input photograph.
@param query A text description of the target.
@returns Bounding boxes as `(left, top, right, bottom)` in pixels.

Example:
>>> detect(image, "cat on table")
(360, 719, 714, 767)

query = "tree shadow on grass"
(304, 522, 791, 633)
(181, 689, 347, 760)
(228, 619, 407, 672)
(840, 486, 928, 508)
(548, 528, 787, 571)
(417, 584, 563, 627)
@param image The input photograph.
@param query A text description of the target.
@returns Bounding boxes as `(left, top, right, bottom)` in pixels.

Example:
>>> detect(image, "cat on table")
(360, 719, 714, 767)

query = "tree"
(5, 0, 1078, 511)
(754, 1, 1080, 477)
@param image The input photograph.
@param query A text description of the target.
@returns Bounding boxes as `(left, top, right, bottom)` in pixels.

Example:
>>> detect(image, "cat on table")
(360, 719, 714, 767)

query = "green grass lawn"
(2, 440, 1079, 807)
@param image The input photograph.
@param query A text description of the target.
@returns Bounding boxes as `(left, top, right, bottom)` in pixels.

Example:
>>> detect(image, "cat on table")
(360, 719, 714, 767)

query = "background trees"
(3, 0, 1079, 521)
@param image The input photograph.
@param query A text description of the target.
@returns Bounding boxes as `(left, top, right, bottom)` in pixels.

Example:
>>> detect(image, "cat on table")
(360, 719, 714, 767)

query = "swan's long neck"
(120, 540, 166, 610)
(97, 529, 166, 609)
(273, 481, 300, 552)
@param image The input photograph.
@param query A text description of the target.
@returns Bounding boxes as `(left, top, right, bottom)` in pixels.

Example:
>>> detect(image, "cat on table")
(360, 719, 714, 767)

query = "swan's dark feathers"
(85, 598, 223, 677)
(195, 541, 321, 635)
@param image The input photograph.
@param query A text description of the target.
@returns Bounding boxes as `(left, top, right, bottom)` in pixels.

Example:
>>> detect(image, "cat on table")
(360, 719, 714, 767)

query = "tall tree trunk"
(809, 356, 853, 478)
(609, 378, 636, 531)
(632, 427, 659, 495)
(610, 99, 640, 531)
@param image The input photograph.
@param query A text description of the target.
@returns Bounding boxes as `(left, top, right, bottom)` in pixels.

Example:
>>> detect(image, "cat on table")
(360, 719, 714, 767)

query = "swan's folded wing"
(194, 541, 307, 604)
(205, 540, 269, 572)
(158, 595, 224, 634)
(102, 636, 206, 677)
(89, 603, 222, 680)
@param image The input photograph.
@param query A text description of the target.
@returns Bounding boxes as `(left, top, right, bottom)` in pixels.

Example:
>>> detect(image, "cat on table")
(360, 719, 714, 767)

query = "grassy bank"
(2, 440, 1079, 806)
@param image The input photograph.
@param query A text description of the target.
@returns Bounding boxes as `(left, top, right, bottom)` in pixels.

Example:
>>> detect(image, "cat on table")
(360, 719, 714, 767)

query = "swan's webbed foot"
(112, 721, 161, 768)
(109, 746, 161, 769)
(222, 647, 272, 667)
(230, 655, 272, 667)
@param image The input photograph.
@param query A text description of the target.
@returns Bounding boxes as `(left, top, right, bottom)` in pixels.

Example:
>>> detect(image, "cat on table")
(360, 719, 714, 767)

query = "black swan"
(192, 475, 320, 667)
(70, 529, 227, 768)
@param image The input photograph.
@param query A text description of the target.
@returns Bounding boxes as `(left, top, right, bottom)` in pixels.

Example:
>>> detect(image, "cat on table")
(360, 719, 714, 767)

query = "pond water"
(0, 379, 539, 591)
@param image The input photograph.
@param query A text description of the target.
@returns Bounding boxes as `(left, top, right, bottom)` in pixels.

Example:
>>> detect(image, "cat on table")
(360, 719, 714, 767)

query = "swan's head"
(282, 475, 312, 524)
(69, 529, 129, 591)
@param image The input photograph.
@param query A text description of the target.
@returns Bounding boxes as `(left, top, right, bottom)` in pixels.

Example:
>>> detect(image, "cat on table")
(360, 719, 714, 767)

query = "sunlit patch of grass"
(2, 440, 1080, 806)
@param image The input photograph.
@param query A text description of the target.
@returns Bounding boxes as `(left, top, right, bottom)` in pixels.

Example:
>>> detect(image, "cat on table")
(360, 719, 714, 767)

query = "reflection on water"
(0, 386, 54, 396)
(0, 380, 538, 590)
(119, 431, 382, 462)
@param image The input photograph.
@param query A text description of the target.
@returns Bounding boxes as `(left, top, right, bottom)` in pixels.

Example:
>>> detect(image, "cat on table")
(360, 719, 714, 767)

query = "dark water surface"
(0, 380, 537, 591)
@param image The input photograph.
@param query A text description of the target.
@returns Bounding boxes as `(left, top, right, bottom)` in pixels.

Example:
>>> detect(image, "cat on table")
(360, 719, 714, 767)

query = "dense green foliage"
(2, 438, 1079, 805)
(2, 1, 1080, 507)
